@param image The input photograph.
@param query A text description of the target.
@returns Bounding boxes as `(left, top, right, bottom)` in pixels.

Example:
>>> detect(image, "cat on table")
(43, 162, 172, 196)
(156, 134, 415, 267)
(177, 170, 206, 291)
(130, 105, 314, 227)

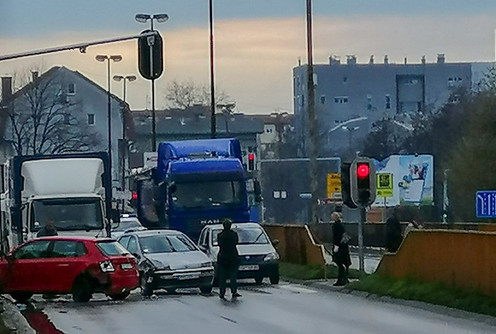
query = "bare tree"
(164, 79, 230, 109)
(5, 68, 102, 156)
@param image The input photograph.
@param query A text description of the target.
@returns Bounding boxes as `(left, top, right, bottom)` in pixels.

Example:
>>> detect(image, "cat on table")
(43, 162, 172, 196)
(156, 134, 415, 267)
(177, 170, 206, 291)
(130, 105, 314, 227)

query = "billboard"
(372, 155, 434, 207)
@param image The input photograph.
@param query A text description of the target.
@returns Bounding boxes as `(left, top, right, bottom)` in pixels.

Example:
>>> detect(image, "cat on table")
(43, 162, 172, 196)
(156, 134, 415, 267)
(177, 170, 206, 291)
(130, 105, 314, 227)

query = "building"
(293, 54, 495, 156)
(250, 112, 294, 159)
(129, 106, 264, 169)
(0, 67, 133, 190)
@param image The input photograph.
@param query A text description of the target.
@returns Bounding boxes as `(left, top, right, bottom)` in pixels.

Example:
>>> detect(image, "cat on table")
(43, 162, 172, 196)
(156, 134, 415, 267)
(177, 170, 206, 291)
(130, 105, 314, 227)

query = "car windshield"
(171, 181, 244, 209)
(139, 234, 197, 254)
(113, 218, 143, 232)
(96, 241, 129, 256)
(31, 198, 103, 231)
(212, 226, 269, 246)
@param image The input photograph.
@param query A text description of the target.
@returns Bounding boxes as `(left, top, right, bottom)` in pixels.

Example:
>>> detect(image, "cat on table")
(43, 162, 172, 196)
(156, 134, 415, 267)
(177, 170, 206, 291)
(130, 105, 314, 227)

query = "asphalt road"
(18, 281, 496, 334)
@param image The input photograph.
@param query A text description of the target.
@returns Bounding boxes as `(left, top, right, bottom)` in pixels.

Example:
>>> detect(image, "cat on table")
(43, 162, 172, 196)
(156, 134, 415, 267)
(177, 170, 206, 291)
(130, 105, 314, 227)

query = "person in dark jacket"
(385, 207, 403, 252)
(217, 219, 241, 300)
(37, 219, 58, 237)
(331, 212, 351, 286)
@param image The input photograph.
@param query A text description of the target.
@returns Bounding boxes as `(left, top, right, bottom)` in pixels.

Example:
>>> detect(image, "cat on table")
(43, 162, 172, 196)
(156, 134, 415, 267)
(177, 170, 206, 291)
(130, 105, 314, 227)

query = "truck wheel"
(10, 292, 33, 303)
(200, 285, 212, 294)
(72, 277, 93, 302)
(140, 274, 153, 296)
(109, 291, 130, 301)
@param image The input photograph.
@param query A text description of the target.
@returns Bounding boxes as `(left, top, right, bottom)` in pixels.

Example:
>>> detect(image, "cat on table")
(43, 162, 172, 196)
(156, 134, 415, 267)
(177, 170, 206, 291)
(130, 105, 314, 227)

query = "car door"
(3, 240, 51, 292)
(41, 240, 88, 292)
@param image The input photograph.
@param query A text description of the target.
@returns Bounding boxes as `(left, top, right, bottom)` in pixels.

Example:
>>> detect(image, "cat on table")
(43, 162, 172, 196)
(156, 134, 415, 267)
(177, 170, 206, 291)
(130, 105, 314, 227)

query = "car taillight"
(99, 260, 115, 273)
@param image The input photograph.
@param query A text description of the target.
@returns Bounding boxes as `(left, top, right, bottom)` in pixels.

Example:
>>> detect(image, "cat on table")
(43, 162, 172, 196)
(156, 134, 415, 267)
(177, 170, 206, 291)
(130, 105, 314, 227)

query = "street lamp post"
(209, 0, 216, 139)
(135, 13, 168, 151)
(342, 126, 359, 151)
(96, 54, 122, 189)
(113, 74, 136, 195)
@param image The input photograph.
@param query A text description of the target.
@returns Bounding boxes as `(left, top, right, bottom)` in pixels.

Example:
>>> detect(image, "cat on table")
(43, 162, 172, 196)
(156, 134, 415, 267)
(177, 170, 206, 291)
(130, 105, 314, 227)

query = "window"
(96, 241, 129, 256)
(334, 96, 349, 104)
(343, 76, 348, 83)
(385, 95, 391, 109)
(127, 237, 138, 255)
(320, 95, 326, 104)
(52, 241, 86, 257)
(87, 114, 95, 126)
(67, 83, 76, 95)
(367, 94, 372, 111)
(14, 240, 51, 259)
(118, 236, 131, 249)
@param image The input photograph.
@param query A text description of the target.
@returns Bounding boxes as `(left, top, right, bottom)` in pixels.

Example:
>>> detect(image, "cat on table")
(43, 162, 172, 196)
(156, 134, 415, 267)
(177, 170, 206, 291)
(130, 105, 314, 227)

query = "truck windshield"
(31, 198, 103, 231)
(171, 181, 244, 209)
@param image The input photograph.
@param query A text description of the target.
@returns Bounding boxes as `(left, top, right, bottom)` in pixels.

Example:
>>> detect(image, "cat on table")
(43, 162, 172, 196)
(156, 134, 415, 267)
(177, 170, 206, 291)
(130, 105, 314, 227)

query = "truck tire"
(10, 292, 33, 304)
(72, 277, 93, 302)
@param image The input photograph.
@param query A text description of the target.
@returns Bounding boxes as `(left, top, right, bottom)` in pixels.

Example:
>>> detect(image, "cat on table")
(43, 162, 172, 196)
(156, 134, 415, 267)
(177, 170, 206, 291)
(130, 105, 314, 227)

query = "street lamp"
(135, 13, 168, 151)
(342, 125, 360, 151)
(113, 74, 136, 195)
(96, 54, 122, 188)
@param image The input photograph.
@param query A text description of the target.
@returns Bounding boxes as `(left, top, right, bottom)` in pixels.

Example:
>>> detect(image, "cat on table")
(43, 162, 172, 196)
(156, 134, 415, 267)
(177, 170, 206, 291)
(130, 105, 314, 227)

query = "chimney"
(1, 77, 12, 103)
(369, 55, 374, 64)
(32, 71, 39, 82)
(437, 53, 445, 64)
(421, 55, 426, 64)
(384, 55, 389, 64)
(346, 55, 356, 65)
(329, 55, 341, 65)
(404, 57, 407, 64)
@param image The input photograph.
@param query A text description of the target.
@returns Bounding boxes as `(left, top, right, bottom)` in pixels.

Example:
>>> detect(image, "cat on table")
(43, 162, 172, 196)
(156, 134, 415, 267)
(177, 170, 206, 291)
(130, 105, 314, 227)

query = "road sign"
(475, 191, 496, 218)
(326, 173, 342, 199)
(144, 152, 158, 168)
(376, 173, 393, 198)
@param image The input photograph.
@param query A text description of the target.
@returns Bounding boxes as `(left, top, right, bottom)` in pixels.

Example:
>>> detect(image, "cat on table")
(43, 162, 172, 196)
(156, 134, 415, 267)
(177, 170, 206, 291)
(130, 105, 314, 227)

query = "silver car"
(111, 216, 147, 239)
(117, 230, 214, 295)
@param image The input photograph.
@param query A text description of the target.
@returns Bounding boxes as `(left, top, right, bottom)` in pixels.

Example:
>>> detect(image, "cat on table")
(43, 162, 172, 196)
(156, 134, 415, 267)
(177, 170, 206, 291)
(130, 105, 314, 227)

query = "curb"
(0, 296, 35, 334)
(282, 277, 496, 327)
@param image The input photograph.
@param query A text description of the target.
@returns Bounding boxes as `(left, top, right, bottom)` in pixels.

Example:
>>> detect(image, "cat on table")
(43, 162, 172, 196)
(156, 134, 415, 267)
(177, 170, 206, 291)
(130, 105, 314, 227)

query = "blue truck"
(135, 138, 260, 241)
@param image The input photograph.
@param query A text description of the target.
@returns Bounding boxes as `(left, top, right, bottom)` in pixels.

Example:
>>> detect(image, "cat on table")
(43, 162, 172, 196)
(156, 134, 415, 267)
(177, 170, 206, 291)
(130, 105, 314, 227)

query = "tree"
(164, 79, 230, 109)
(5, 69, 102, 156)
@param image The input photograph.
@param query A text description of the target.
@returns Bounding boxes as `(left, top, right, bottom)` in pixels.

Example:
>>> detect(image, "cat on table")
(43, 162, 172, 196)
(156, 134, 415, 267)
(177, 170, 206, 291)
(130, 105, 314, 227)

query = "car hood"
(144, 251, 210, 270)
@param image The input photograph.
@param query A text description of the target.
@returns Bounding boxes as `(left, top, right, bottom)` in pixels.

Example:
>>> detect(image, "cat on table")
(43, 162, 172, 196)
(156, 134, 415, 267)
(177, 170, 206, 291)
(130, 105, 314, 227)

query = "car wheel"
(254, 276, 264, 285)
(269, 273, 280, 284)
(72, 277, 93, 302)
(109, 291, 130, 301)
(140, 274, 153, 296)
(200, 285, 212, 294)
(10, 292, 33, 304)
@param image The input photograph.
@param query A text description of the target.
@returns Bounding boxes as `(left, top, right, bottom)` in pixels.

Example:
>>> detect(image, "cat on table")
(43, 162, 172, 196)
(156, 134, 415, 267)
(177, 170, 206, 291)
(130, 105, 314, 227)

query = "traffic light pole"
(358, 206, 366, 272)
(147, 34, 157, 151)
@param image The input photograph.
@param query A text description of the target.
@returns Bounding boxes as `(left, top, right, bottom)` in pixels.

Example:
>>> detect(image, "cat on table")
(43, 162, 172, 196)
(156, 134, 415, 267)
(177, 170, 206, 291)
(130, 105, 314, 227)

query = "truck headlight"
(264, 252, 279, 261)
(99, 260, 115, 272)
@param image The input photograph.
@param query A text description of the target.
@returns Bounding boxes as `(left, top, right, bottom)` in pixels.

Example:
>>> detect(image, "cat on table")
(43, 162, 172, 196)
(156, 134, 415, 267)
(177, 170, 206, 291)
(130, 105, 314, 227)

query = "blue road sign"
(475, 191, 496, 218)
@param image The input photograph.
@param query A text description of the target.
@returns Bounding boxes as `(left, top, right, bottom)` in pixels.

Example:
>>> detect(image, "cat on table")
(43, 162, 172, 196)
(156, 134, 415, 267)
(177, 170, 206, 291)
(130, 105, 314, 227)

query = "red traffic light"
(248, 153, 254, 161)
(132, 191, 138, 200)
(356, 163, 369, 179)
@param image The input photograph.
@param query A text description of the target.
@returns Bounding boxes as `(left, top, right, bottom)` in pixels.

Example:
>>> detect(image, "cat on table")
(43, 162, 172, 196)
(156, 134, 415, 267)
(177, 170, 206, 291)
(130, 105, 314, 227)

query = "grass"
(279, 262, 366, 281)
(349, 274, 496, 317)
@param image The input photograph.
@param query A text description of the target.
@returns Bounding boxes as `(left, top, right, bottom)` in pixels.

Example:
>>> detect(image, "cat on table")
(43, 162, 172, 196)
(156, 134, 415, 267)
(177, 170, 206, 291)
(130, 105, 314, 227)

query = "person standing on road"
(37, 219, 58, 237)
(217, 219, 241, 300)
(331, 212, 351, 286)
(385, 207, 403, 252)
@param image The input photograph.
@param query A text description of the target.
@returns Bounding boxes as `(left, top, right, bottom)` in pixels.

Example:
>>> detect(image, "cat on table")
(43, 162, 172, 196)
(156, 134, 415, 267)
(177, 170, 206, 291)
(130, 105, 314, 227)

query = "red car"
(0, 237, 138, 303)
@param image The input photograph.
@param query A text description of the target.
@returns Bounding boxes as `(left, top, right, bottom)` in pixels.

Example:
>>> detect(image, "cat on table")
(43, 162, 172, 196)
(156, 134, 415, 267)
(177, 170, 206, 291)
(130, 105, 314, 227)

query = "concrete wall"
(264, 224, 325, 266)
(378, 230, 496, 296)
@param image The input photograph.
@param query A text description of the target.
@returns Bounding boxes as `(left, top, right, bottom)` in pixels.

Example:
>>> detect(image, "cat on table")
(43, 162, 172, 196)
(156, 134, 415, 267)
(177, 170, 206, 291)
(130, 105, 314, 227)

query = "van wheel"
(269, 273, 280, 284)
(72, 277, 93, 302)
(10, 292, 33, 304)
(109, 291, 130, 301)
(140, 274, 153, 296)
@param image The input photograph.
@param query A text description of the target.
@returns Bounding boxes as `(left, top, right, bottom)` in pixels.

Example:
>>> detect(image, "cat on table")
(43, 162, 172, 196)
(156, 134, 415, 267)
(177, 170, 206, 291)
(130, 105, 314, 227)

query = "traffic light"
(248, 153, 255, 171)
(138, 30, 164, 80)
(350, 157, 376, 206)
(340, 162, 357, 208)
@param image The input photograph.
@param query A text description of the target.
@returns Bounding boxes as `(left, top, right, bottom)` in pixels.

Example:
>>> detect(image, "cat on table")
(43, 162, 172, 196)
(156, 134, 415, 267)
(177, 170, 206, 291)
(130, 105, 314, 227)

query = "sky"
(1, 1, 496, 114)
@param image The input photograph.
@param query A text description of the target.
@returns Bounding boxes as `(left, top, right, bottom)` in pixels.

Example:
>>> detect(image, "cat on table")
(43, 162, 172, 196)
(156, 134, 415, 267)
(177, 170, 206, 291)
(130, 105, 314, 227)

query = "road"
(18, 281, 496, 334)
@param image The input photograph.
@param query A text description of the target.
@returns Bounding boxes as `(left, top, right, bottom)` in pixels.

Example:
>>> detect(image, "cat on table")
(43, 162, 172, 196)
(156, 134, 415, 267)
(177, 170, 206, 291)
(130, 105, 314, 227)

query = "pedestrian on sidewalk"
(331, 212, 351, 286)
(217, 219, 241, 300)
(385, 207, 403, 252)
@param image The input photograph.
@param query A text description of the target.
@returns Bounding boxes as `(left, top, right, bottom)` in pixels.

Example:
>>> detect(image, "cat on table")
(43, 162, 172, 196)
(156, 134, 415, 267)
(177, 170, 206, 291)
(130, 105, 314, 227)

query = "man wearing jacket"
(217, 219, 241, 300)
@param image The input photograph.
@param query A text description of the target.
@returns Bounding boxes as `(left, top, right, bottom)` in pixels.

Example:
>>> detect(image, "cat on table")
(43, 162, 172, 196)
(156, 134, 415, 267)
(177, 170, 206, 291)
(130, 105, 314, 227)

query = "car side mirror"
(272, 239, 279, 247)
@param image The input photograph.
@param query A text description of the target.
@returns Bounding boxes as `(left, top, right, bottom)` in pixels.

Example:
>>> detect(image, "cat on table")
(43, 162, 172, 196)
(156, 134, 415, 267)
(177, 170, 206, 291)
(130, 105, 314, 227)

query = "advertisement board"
(372, 155, 434, 207)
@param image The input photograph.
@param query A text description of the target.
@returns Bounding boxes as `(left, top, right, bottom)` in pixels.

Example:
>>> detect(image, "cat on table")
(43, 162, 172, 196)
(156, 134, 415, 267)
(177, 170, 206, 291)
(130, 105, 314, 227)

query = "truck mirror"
(111, 209, 120, 224)
(168, 182, 177, 194)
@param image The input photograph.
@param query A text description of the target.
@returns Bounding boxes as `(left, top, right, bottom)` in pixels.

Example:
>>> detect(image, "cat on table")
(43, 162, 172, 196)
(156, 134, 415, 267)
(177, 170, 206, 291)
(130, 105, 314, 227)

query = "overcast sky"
(1, 1, 496, 114)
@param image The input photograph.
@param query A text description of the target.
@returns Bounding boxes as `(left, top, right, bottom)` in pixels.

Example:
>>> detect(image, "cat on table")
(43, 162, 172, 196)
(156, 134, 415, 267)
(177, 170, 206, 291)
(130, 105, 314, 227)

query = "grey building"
(293, 54, 494, 156)
(130, 106, 264, 169)
(0, 67, 133, 190)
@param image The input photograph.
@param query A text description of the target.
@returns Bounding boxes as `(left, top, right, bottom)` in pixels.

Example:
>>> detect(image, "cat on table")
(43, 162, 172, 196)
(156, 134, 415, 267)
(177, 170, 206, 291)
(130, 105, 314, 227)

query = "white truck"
(0, 152, 114, 251)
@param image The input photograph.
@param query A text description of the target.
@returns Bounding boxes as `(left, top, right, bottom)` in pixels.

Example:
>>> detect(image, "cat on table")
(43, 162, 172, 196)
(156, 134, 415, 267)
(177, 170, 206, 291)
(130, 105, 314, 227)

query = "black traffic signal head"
(138, 30, 164, 80)
(351, 157, 376, 206)
(247, 152, 255, 171)
(340, 162, 357, 208)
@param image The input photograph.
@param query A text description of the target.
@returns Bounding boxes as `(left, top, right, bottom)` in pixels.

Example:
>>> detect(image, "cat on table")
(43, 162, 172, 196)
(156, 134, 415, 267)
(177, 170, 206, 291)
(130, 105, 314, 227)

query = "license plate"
(239, 265, 259, 271)
(121, 263, 133, 270)
(176, 273, 200, 280)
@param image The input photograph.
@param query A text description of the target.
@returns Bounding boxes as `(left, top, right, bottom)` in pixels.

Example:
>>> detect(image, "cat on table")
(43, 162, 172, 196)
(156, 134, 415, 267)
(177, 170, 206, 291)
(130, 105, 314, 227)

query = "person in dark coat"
(217, 219, 241, 300)
(385, 207, 403, 252)
(331, 212, 351, 286)
(37, 219, 58, 237)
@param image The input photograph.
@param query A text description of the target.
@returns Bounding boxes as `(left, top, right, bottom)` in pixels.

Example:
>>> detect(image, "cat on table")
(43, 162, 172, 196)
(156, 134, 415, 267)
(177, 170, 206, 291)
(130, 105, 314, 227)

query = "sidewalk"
(322, 244, 382, 274)
(0, 296, 35, 334)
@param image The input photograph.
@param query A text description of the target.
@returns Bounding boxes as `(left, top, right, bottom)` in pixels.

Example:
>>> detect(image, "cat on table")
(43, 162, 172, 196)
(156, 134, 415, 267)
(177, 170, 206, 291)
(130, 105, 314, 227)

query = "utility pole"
(306, 0, 319, 224)
(209, 0, 216, 138)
